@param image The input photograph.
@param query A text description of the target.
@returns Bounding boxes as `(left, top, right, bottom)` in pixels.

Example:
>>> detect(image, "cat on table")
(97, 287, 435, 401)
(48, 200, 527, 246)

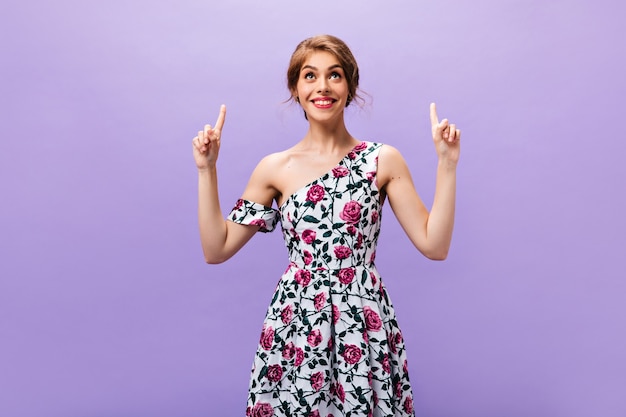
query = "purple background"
(2, 0, 625, 416)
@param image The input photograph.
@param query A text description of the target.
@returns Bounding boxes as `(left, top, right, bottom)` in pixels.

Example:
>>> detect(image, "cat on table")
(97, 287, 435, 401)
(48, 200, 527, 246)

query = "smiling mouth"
(312, 99, 336, 107)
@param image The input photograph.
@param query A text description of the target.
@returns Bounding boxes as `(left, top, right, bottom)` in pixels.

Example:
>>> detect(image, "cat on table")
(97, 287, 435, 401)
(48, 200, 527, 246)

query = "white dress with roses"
(229, 142, 415, 417)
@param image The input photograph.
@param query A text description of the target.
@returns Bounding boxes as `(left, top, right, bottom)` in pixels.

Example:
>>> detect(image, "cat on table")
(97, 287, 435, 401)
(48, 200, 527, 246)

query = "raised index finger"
(214, 104, 226, 131)
(429, 102, 439, 127)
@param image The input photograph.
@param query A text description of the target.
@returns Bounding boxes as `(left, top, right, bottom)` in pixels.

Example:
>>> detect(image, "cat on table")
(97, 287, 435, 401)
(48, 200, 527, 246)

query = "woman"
(192, 35, 460, 417)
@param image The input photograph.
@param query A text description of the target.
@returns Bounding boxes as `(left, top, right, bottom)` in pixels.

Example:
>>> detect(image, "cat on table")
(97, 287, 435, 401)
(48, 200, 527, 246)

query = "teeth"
(315, 100, 332, 105)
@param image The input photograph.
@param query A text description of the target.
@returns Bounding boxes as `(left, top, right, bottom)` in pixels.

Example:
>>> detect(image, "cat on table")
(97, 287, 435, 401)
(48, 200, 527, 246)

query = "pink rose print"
(294, 347, 304, 366)
(332, 304, 340, 324)
(314, 292, 326, 311)
(250, 219, 267, 229)
(334, 245, 352, 259)
(307, 329, 323, 347)
(395, 331, 403, 344)
(370, 271, 377, 286)
(395, 381, 403, 398)
(363, 306, 382, 332)
(368, 371, 373, 386)
(403, 359, 409, 374)
(332, 166, 349, 177)
(251, 402, 274, 417)
(308, 411, 320, 417)
(281, 305, 293, 324)
(260, 326, 274, 351)
(354, 141, 367, 152)
(266, 364, 283, 382)
(366, 171, 376, 182)
(355, 233, 363, 249)
(403, 396, 414, 414)
(302, 229, 316, 244)
(294, 269, 311, 286)
(369, 250, 376, 263)
(362, 330, 369, 343)
(348, 151, 356, 160)
(303, 250, 313, 265)
(346, 225, 357, 236)
(327, 336, 333, 351)
(234, 199, 244, 210)
(342, 344, 362, 364)
(373, 391, 379, 406)
(382, 353, 391, 374)
(371, 210, 379, 224)
(339, 201, 362, 224)
(388, 331, 398, 354)
(335, 382, 346, 403)
(282, 342, 295, 359)
(310, 371, 324, 391)
(306, 184, 325, 203)
(338, 267, 355, 284)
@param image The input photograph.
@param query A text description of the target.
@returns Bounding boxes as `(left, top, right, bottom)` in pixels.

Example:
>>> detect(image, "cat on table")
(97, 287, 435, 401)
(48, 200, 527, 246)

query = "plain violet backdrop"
(1, 0, 625, 416)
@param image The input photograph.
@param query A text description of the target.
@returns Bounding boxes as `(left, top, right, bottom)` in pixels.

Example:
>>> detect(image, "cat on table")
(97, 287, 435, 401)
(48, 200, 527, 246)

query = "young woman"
(192, 35, 460, 417)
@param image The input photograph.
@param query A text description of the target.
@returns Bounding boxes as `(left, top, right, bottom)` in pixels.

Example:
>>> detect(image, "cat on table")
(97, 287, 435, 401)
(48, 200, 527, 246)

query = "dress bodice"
(278, 141, 382, 271)
(228, 141, 383, 271)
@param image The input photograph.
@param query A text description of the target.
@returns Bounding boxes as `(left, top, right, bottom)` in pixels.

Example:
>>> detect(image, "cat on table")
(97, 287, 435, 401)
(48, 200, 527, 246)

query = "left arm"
(378, 103, 461, 260)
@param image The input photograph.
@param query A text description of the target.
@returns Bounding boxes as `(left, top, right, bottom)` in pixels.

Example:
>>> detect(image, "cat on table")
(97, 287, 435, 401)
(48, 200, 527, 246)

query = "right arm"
(193, 105, 277, 264)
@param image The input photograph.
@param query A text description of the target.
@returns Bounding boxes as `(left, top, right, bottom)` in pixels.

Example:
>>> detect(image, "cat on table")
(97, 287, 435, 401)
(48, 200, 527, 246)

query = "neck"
(302, 116, 355, 151)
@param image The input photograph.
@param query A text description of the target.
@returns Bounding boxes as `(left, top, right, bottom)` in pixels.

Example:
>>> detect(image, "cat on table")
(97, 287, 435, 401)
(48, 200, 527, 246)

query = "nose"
(317, 78, 330, 94)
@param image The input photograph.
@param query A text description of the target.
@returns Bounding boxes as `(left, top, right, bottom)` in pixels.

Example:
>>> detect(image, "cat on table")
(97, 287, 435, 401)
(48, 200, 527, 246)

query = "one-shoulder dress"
(228, 141, 415, 417)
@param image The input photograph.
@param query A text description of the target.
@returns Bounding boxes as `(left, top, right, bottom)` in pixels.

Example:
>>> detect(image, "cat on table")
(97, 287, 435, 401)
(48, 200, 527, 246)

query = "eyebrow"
(301, 64, 343, 71)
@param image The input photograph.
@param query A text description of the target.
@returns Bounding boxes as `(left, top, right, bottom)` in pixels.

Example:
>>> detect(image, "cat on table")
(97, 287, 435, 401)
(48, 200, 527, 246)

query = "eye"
(304, 72, 315, 80)
(330, 72, 341, 79)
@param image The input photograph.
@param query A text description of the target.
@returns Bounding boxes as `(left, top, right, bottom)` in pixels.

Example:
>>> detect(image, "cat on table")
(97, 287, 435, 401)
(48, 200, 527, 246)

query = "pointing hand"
(430, 103, 460, 163)
(193, 104, 227, 170)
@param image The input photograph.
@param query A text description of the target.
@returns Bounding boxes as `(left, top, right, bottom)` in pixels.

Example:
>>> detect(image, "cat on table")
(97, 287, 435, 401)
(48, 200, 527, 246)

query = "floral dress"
(228, 141, 415, 417)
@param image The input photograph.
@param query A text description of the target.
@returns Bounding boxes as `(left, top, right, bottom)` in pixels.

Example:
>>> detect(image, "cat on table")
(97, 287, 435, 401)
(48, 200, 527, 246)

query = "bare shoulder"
(378, 143, 405, 164)
(378, 144, 411, 188)
(242, 149, 297, 205)
(239, 152, 280, 205)
(252, 149, 295, 179)
(255, 151, 286, 172)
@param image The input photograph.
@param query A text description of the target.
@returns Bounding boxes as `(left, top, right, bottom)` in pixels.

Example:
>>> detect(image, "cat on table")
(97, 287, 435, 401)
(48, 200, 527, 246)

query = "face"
(294, 51, 349, 123)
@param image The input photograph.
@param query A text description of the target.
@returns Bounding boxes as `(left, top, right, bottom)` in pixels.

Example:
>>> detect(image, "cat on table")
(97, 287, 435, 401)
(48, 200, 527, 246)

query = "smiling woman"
(291, 51, 350, 129)
(287, 35, 362, 111)
(191, 34, 461, 416)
